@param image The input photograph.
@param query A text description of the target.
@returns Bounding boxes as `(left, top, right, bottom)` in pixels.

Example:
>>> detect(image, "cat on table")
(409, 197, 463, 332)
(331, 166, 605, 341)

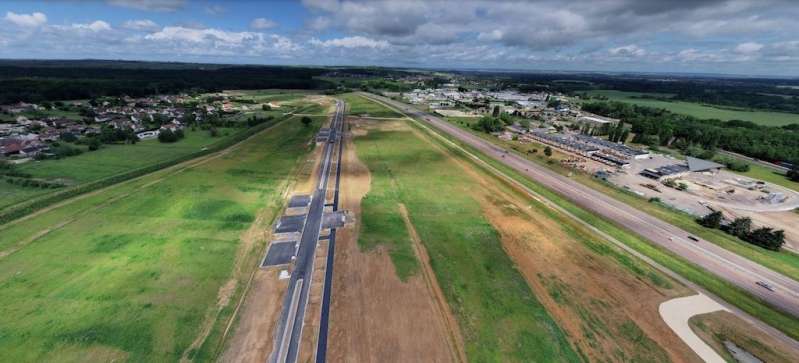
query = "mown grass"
(585, 90, 799, 127)
(340, 93, 403, 118)
(353, 124, 580, 362)
(0, 114, 323, 361)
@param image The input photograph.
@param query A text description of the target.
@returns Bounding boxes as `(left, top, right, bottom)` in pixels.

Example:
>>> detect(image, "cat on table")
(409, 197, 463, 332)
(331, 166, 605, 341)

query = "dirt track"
(326, 126, 458, 362)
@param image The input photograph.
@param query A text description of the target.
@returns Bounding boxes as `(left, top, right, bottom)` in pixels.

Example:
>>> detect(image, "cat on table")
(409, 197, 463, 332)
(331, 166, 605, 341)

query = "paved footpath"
(659, 294, 728, 363)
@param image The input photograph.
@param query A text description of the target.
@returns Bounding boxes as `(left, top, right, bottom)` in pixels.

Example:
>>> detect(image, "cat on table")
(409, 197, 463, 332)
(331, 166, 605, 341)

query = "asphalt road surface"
(270, 100, 344, 363)
(363, 93, 799, 319)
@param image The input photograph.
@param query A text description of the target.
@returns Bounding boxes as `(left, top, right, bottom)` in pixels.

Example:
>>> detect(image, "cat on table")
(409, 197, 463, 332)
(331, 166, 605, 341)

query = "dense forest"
(479, 71, 799, 113)
(582, 101, 799, 163)
(0, 61, 337, 103)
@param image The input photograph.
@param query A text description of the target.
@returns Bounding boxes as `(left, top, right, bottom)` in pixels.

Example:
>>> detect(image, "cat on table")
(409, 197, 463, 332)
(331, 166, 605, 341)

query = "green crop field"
(0, 114, 324, 361)
(353, 122, 580, 361)
(340, 93, 404, 118)
(585, 90, 799, 127)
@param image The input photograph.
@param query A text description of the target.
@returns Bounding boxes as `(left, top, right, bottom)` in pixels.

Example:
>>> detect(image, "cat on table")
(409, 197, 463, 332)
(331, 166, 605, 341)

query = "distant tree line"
(698, 211, 785, 251)
(582, 101, 799, 164)
(0, 64, 334, 104)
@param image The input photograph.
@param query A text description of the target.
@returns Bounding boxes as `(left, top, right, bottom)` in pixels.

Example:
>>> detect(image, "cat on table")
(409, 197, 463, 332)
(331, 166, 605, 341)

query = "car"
(756, 281, 775, 292)
(687, 235, 699, 242)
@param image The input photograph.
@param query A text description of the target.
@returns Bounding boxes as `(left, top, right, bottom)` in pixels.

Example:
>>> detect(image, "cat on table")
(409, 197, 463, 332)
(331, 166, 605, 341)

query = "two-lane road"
(363, 93, 799, 319)
(270, 100, 344, 363)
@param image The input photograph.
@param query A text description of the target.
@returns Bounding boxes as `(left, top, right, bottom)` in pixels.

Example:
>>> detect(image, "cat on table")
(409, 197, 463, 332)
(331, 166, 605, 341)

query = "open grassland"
(425, 124, 799, 341)
(586, 90, 799, 127)
(356, 95, 799, 341)
(0, 114, 324, 361)
(439, 116, 799, 283)
(0, 96, 322, 212)
(1, 128, 234, 210)
(353, 122, 580, 361)
(340, 93, 403, 118)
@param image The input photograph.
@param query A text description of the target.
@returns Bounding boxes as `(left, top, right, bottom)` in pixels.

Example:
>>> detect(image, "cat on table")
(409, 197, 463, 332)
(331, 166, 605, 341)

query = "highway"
(270, 100, 344, 363)
(362, 93, 799, 319)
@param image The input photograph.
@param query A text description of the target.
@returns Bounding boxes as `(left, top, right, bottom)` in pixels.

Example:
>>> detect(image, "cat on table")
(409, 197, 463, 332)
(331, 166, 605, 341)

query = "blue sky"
(2, 0, 798, 76)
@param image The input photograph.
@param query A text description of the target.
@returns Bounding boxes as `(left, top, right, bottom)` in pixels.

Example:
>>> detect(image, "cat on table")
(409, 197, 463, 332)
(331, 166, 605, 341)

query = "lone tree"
(698, 211, 723, 229)
(301, 116, 312, 127)
(727, 217, 752, 238)
(544, 146, 552, 157)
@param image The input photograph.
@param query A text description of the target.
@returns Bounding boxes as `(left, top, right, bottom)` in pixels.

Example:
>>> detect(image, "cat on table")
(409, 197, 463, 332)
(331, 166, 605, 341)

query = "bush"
(301, 116, 312, 127)
(697, 211, 723, 229)
(544, 146, 552, 157)
(158, 129, 179, 143)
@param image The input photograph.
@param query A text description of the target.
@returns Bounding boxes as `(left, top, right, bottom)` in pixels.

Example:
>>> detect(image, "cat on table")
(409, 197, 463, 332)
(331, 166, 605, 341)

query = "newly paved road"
(363, 93, 799, 319)
(270, 100, 344, 363)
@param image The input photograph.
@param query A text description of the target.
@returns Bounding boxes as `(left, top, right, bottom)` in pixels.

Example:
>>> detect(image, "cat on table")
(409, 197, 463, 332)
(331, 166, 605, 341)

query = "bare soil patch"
(404, 118, 702, 362)
(326, 129, 457, 362)
(219, 269, 288, 363)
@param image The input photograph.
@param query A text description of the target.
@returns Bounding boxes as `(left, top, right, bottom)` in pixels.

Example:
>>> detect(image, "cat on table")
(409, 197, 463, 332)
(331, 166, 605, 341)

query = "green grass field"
(437, 114, 799, 281)
(0, 114, 323, 361)
(407, 114, 799, 341)
(586, 90, 799, 127)
(0, 98, 320, 212)
(0, 129, 236, 211)
(353, 123, 580, 361)
(340, 93, 404, 118)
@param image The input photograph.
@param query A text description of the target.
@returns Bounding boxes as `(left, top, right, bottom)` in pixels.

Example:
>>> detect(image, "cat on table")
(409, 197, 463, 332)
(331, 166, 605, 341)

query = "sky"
(1, 0, 798, 76)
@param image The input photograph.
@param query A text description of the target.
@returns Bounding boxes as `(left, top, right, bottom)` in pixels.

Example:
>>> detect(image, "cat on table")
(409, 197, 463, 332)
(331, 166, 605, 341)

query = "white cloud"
(4, 11, 47, 27)
(735, 42, 763, 54)
(311, 36, 390, 49)
(106, 0, 185, 12)
(70, 21, 112, 32)
(145, 26, 259, 44)
(123, 19, 159, 31)
(250, 18, 277, 30)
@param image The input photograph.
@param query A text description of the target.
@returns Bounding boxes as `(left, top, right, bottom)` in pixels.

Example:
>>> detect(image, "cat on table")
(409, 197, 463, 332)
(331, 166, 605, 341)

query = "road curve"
(363, 93, 799, 319)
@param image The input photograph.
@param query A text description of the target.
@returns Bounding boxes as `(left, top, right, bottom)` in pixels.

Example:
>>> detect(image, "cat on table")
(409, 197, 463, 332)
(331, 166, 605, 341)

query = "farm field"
(0, 112, 325, 361)
(585, 90, 799, 127)
(338, 108, 725, 361)
(340, 93, 403, 118)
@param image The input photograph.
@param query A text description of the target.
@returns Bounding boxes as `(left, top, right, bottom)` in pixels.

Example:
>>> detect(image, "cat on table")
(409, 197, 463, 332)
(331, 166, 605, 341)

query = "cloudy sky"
(2, 0, 798, 76)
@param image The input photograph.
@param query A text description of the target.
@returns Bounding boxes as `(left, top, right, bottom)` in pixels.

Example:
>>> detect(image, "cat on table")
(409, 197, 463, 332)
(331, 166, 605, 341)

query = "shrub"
(697, 211, 723, 229)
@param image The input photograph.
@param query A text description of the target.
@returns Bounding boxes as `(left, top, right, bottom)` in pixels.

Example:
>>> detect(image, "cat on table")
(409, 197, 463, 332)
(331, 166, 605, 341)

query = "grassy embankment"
(0, 114, 325, 361)
(340, 93, 404, 118)
(584, 90, 799, 127)
(362, 94, 799, 341)
(353, 121, 581, 361)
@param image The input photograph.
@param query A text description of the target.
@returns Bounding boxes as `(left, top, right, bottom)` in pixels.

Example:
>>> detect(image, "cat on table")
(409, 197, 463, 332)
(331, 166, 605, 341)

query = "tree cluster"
(697, 212, 785, 251)
(582, 101, 799, 164)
